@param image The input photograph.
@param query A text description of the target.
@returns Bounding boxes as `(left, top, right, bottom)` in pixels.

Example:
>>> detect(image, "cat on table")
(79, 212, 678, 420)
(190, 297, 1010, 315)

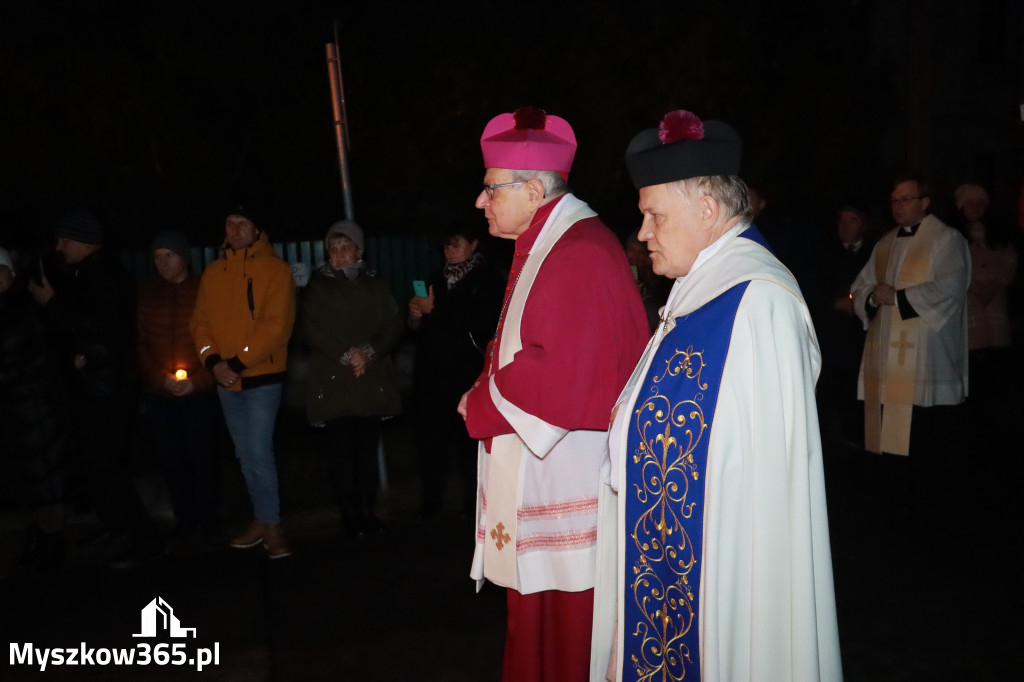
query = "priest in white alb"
(851, 174, 969, 458)
(592, 110, 843, 682)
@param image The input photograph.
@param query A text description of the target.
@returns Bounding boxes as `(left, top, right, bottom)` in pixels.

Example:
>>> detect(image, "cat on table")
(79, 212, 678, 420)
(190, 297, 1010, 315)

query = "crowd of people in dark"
(0, 171, 1020, 578)
(0, 201, 511, 572)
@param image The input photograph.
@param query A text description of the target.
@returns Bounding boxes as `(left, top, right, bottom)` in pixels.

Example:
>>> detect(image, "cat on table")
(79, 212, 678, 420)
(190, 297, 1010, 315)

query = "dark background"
(1, 0, 1021, 250)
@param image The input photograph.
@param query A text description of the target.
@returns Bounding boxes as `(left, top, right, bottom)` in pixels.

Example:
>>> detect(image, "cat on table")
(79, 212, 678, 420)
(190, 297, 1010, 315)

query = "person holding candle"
(138, 230, 219, 549)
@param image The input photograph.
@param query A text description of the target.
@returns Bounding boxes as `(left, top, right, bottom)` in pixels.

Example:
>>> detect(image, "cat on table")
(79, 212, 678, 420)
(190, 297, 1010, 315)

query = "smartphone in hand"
(32, 257, 46, 286)
(413, 279, 428, 298)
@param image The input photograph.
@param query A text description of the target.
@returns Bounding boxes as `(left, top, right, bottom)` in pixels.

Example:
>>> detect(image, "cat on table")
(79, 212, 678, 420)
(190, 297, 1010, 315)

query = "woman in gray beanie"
(301, 221, 402, 536)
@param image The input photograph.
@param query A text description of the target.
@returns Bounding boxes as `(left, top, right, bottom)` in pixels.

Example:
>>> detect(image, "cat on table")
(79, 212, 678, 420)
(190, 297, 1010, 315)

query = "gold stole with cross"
(862, 223, 939, 455)
(480, 195, 596, 590)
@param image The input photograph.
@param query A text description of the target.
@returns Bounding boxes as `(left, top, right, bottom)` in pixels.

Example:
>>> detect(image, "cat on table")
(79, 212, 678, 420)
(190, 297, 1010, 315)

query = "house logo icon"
(132, 597, 197, 638)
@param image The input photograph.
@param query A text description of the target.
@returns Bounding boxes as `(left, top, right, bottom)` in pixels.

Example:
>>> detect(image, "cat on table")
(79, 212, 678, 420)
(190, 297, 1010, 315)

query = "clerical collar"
(655, 222, 748, 337)
(897, 222, 920, 237)
(515, 195, 564, 253)
(842, 239, 863, 252)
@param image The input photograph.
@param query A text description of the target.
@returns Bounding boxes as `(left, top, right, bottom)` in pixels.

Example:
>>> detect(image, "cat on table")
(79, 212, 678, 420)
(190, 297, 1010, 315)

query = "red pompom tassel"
(513, 107, 548, 130)
(658, 110, 704, 144)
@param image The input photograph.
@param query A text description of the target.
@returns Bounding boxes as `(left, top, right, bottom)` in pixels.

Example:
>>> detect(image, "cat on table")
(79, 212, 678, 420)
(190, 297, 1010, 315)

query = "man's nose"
(637, 220, 651, 241)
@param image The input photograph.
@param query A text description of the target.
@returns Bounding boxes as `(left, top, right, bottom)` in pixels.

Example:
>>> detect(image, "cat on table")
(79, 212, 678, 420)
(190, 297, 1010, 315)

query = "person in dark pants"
(302, 220, 403, 536)
(28, 210, 161, 569)
(408, 228, 504, 519)
(0, 246, 68, 572)
(809, 205, 874, 450)
(137, 231, 220, 550)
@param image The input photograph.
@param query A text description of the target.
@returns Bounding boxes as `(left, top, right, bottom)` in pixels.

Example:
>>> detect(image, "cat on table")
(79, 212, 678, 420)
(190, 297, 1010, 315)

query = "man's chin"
(487, 223, 515, 241)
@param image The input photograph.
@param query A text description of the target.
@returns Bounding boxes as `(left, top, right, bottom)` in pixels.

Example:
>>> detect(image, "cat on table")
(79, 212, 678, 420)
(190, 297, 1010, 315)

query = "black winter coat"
(0, 288, 67, 506)
(411, 263, 504, 407)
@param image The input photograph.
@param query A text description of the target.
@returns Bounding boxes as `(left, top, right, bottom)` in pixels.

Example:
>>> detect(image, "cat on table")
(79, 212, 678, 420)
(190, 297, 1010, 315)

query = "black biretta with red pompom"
(624, 110, 742, 189)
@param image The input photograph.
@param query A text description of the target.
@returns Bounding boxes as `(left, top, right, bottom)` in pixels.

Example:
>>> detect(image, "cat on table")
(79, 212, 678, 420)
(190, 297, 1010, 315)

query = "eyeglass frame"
(890, 195, 925, 206)
(482, 181, 527, 198)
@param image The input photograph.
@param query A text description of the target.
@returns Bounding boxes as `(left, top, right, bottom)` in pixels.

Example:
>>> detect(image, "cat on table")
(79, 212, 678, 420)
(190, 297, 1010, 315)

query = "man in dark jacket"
(28, 210, 161, 569)
(810, 206, 875, 448)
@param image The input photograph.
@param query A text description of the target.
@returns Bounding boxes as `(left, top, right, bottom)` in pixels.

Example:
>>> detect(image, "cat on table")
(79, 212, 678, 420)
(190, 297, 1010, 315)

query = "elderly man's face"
(475, 169, 534, 240)
(225, 215, 258, 250)
(637, 183, 706, 279)
(890, 180, 930, 227)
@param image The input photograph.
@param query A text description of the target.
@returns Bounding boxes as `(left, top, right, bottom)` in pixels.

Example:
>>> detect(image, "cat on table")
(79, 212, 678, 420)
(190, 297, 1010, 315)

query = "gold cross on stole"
(890, 330, 916, 365)
(490, 522, 511, 550)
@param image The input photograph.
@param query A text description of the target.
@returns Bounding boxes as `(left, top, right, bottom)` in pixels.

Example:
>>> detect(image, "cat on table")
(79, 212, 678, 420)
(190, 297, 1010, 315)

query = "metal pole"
(326, 41, 354, 220)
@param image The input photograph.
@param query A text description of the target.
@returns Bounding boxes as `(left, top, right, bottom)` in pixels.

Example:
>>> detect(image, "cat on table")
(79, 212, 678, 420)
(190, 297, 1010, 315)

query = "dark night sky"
(0, 1, 953, 250)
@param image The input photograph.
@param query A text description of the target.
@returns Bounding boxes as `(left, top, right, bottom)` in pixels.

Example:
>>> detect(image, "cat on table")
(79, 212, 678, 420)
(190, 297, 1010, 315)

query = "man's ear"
(526, 179, 547, 203)
(921, 196, 932, 213)
(702, 195, 720, 230)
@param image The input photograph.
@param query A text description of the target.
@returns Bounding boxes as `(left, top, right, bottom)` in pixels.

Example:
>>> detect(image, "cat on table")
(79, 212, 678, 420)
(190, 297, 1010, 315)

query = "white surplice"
(851, 214, 970, 407)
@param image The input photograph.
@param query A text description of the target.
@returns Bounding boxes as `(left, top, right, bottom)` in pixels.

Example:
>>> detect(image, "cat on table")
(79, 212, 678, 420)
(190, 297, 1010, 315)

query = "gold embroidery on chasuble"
(629, 345, 708, 681)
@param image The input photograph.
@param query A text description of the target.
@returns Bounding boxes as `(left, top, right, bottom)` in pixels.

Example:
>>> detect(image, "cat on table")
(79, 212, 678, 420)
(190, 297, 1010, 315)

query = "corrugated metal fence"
(120, 235, 443, 302)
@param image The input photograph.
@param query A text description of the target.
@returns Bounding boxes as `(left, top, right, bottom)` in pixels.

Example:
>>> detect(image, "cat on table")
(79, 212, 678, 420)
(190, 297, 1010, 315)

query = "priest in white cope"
(457, 107, 649, 682)
(592, 110, 843, 682)
(850, 175, 969, 460)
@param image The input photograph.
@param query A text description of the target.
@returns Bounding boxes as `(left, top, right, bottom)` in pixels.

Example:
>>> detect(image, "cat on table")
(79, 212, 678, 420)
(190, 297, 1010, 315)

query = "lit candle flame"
(175, 369, 188, 381)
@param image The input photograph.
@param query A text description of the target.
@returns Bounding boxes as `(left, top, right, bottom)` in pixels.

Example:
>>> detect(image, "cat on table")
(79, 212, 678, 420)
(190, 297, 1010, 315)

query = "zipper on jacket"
(247, 278, 255, 319)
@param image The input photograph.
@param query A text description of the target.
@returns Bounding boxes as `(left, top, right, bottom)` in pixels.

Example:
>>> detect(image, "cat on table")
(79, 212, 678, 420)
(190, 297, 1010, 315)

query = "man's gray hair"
(510, 169, 568, 199)
(671, 175, 753, 223)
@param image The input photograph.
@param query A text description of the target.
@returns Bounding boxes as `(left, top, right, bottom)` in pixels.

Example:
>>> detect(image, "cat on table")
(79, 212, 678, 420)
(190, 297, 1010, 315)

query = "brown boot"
(229, 520, 264, 549)
(262, 523, 292, 559)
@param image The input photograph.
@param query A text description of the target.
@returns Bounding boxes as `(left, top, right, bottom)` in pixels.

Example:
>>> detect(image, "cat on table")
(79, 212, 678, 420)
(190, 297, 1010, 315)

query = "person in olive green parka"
(302, 220, 402, 534)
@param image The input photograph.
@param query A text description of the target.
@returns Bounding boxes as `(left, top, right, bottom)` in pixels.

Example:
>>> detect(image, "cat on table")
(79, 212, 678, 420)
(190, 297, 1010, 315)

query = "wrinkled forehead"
(638, 182, 683, 211)
(483, 168, 515, 183)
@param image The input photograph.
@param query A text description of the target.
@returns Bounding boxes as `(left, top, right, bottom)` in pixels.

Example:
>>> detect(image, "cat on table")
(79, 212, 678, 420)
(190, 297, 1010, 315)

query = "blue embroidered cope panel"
(622, 281, 749, 682)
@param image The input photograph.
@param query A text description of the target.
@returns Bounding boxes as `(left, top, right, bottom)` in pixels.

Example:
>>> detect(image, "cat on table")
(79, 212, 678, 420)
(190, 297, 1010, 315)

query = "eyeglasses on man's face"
(890, 195, 924, 206)
(482, 181, 527, 198)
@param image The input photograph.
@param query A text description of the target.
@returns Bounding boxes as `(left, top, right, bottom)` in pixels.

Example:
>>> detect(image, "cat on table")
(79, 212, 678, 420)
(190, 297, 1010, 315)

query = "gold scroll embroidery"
(629, 346, 707, 681)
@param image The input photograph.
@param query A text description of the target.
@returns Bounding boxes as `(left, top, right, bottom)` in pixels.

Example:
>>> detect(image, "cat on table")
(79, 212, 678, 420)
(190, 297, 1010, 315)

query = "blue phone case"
(413, 280, 428, 297)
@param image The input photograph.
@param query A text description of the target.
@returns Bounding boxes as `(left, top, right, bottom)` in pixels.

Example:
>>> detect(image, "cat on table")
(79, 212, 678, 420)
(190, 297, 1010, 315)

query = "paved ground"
(2, 404, 1022, 681)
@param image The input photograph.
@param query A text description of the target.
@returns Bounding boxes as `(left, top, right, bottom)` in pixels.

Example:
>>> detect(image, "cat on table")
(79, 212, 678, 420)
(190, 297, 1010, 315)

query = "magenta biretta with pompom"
(480, 107, 577, 177)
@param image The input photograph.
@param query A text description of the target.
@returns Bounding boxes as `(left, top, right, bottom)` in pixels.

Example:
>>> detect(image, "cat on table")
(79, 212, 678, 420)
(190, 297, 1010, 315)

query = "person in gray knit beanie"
(325, 220, 364, 254)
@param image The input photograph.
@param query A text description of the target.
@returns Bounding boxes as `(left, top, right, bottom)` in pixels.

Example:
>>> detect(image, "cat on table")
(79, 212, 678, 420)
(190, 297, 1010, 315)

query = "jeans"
(217, 384, 283, 524)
